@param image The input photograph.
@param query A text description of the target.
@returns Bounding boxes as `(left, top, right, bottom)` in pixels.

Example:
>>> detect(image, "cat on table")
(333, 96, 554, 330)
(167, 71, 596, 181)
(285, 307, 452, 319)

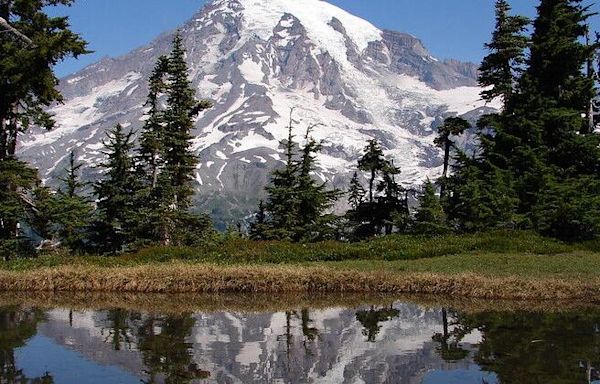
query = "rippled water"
(1, 295, 599, 383)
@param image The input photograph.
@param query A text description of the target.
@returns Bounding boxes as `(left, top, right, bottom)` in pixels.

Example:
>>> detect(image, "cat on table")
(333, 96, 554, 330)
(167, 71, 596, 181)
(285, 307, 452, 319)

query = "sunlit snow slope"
(19, 0, 499, 224)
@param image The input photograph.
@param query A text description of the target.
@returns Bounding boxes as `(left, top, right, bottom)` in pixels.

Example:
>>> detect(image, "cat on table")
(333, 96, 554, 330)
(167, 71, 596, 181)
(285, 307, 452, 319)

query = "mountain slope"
(18, 0, 498, 224)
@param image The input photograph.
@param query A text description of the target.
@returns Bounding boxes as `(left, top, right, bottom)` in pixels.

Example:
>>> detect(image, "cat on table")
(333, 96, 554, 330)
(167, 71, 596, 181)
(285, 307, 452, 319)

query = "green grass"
(324, 251, 600, 278)
(4, 230, 600, 279)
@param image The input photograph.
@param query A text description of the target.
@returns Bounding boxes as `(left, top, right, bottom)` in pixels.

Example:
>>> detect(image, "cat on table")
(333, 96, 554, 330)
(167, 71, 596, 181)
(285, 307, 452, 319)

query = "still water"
(1, 295, 599, 383)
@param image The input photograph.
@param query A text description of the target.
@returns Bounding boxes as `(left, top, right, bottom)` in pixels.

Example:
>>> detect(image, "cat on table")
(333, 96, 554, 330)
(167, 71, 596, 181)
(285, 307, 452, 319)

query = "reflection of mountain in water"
(34, 303, 480, 383)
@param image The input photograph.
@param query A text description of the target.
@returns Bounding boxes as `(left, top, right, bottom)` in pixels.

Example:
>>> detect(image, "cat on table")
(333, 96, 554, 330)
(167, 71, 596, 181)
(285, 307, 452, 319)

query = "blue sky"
(49, 0, 600, 77)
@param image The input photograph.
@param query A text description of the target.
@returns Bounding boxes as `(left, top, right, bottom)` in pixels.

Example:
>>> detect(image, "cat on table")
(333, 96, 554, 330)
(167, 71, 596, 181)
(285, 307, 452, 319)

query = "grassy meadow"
(3, 231, 600, 300)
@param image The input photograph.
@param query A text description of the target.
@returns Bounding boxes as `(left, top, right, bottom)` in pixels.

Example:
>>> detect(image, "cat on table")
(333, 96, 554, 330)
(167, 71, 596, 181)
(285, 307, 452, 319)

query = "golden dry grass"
(1, 262, 599, 302)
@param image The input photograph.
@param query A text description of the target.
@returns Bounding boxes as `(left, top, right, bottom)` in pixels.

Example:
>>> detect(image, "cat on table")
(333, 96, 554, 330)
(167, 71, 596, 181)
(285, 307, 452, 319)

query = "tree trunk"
(0, 112, 7, 160)
(6, 105, 18, 158)
(369, 170, 375, 204)
(440, 140, 451, 199)
(442, 308, 448, 339)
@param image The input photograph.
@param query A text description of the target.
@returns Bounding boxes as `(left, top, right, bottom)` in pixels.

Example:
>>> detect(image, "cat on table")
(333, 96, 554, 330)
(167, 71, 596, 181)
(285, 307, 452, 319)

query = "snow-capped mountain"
(18, 0, 498, 224)
(39, 302, 483, 383)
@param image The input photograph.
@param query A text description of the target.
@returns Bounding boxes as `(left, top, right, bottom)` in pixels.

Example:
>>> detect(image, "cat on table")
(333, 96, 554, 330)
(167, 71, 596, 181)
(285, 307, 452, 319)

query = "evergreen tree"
(376, 162, 407, 235)
(0, 159, 37, 260)
(0, 0, 88, 160)
(434, 117, 470, 198)
(249, 200, 268, 240)
(162, 33, 211, 210)
(133, 34, 214, 247)
(479, 0, 529, 103)
(60, 151, 85, 198)
(260, 111, 340, 241)
(445, 152, 518, 232)
(137, 56, 169, 189)
(413, 180, 450, 235)
(264, 112, 301, 240)
(91, 124, 137, 253)
(357, 140, 387, 204)
(347, 172, 365, 211)
(295, 127, 341, 240)
(50, 151, 91, 251)
(0, 1, 87, 256)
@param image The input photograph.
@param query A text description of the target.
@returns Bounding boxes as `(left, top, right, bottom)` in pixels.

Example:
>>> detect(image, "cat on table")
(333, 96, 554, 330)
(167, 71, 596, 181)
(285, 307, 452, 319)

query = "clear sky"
(49, 0, 600, 78)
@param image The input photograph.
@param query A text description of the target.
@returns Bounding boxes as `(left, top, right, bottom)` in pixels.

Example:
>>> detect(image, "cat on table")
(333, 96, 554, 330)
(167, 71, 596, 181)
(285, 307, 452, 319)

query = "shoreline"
(1, 290, 599, 315)
(1, 262, 599, 302)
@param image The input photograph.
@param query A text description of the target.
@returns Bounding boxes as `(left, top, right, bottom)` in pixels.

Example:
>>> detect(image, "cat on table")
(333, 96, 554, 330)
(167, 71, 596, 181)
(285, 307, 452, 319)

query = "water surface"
(1, 294, 599, 383)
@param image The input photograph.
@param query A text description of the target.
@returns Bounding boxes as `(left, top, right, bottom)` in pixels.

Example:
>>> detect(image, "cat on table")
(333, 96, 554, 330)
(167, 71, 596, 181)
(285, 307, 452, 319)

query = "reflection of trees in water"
(431, 308, 470, 362)
(448, 310, 600, 383)
(135, 314, 210, 384)
(100, 309, 140, 351)
(277, 308, 321, 365)
(0, 306, 54, 383)
(355, 304, 400, 342)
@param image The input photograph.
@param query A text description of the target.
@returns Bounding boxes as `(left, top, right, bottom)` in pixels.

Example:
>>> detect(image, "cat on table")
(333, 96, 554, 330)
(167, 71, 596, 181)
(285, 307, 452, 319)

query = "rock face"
(18, 0, 498, 225)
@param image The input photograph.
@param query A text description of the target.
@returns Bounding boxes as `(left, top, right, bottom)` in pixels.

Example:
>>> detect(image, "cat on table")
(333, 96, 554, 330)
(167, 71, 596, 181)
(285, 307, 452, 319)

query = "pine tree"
(479, 0, 529, 103)
(51, 151, 92, 251)
(137, 56, 169, 189)
(264, 111, 301, 240)
(358, 140, 387, 204)
(162, 32, 211, 210)
(0, 1, 87, 256)
(0, 159, 38, 260)
(434, 117, 470, 199)
(295, 127, 341, 240)
(445, 151, 518, 232)
(0, 0, 88, 160)
(91, 124, 137, 253)
(376, 162, 407, 235)
(60, 151, 85, 198)
(413, 180, 450, 235)
(133, 34, 214, 247)
(249, 200, 268, 240)
(347, 172, 365, 210)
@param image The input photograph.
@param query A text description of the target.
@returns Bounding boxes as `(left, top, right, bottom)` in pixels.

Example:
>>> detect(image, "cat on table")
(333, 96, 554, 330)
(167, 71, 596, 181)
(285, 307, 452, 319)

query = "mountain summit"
(19, 0, 496, 223)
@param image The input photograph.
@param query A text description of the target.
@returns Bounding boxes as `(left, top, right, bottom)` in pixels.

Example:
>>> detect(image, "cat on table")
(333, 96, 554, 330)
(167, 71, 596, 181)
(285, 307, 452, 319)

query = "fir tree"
(91, 124, 137, 253)
(358, 140, 387, 204)
(434, 117, 470, 199)
(249, 200, 268, 240)
(0, 0, 88, 160)
(0, 159, 37, 260)
(162, 32, 211, 210)
(60, 151, 85, 198)
(51, 151, 91, 251)
(347, 172, 365, 210)
(0, 1, 87, 255)
(479, 0, 529, 103)
(445, 152, 517, 232)
(137, 56, 169, 189)
(295, 126, 341, 240)
(264, 110, 301, 240)
(133, 34, 214, 247)
(413, 180, 450, 235)
(376, 162, 407, 235)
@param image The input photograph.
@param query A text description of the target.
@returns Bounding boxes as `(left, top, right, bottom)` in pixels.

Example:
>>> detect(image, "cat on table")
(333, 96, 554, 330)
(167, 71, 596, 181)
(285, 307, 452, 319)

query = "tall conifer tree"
(264, 112, 301, 240)
(434, 117, 471, 198)
(91, 124, 137, 253)
(162, 33, 211, 210)
(479, 0, 529, 103)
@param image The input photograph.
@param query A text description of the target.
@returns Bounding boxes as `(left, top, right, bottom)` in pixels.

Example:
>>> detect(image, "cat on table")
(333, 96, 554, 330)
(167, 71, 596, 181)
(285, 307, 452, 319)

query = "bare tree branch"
(0, 16, 33, 46)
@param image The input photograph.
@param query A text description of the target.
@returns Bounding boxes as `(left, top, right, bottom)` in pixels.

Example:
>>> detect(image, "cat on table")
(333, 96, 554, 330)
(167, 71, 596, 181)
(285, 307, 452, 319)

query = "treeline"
(2, 0, 600, 260)
(0, 1, 216, 259)
(250, 0, 600, 242)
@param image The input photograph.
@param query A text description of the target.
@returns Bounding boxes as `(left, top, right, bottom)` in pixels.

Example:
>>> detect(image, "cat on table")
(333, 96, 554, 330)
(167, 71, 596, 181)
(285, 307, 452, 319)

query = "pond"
(1, 293, 599, 383)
